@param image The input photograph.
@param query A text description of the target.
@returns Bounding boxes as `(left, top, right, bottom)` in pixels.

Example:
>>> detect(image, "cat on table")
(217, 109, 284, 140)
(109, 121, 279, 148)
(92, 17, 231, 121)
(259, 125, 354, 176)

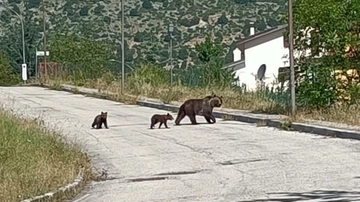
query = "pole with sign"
(35, 50, 50, 79)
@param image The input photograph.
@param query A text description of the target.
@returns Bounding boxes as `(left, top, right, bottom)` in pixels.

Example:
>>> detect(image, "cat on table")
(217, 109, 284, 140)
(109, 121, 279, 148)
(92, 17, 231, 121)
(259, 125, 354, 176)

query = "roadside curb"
(25, 83, 360, 141)
(21, 167, 85, 202)
(136, 100, 360, 141)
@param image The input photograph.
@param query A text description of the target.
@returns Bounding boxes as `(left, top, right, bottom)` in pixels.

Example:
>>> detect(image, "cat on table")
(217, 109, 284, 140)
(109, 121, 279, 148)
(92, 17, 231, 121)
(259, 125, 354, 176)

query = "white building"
(225, 23, 292, 91)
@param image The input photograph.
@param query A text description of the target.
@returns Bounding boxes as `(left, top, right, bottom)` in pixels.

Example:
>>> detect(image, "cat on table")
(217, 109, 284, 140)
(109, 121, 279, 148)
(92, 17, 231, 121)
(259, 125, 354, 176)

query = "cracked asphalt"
(1, 86, 360, 202)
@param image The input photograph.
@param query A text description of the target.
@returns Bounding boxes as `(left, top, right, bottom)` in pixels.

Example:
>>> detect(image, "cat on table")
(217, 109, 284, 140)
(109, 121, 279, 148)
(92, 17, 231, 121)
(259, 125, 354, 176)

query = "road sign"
(36, 51, 49, 56)
(21, 63, 27, 81)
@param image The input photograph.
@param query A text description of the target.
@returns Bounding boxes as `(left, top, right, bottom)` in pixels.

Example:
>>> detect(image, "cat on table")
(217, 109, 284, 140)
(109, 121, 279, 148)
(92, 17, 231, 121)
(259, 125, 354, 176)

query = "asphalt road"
(1, 86, 360, 202)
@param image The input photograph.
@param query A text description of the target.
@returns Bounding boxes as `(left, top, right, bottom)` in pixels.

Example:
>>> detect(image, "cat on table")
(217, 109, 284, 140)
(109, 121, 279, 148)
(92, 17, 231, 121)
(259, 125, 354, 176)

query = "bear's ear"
(167, 113, 170, 115)
(101, 111, 104, 114)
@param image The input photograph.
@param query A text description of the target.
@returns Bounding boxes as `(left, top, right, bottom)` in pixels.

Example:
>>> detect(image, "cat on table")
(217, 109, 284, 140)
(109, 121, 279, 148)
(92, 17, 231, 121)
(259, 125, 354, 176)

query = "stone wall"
(334, 69, 359, 105)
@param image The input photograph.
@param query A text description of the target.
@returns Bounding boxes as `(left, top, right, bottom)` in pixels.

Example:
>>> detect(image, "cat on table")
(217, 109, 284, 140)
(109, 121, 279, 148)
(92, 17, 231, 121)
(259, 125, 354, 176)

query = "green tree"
(178, 48, 188, 60)
(194, 36, 238, 88)
(217, 14, 229, 25)
(195, 36, 223, 63)
(256, 20, 267, 31)
(234, 0, 248, 4)
(179, 17, 200, 27)
(48, 33, 112, 81)
(134, 32, 150, 42)
(142, 0, 152, 9)
(162, 0, 169, 7)
(79, 7, 89, 16)
(266, 18, 278, 27)
(242, 23, 250, 37)
(0, 52, 21, 86)
(202, 13, 209, 22)
(129, 9, 138, 16)
(27, 0, 41, 9)
(290, 0, 360, 107)
(0, 5, 41, 76)
(163, 35, 171, 43)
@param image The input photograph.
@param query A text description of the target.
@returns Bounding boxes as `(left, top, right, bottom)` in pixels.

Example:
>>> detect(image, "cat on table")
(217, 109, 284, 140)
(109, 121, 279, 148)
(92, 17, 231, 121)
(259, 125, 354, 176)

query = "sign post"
(21, 63, 27, 84)
(35, 50, 49, 79)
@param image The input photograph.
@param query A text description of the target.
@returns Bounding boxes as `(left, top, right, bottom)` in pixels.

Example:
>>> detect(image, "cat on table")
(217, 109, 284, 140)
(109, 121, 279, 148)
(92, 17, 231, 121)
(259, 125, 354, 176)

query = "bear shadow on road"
(238, 190, 360, 202)
(107, 123, 174, 129)
(174, 123, 208, 126)
(107, 121, 237, 129)
(107, 123, 149, 128)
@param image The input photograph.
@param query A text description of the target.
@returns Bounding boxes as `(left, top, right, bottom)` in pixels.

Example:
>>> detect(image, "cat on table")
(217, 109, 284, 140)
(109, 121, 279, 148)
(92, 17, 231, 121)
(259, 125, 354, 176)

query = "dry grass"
(39, 76, 360, 127)
(0, 107, 92, 202)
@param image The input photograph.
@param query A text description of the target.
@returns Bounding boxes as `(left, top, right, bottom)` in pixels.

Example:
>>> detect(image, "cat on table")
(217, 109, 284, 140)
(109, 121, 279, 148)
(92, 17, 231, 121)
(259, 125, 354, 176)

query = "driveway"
(1, 86, 360, 202)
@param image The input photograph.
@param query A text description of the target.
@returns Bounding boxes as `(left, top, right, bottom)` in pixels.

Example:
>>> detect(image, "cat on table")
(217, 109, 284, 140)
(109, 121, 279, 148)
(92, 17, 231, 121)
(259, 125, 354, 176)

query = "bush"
(179, 17, 200, 27)
(296, 58, 337, 108)
(217, 14, 229, 25)
(142, 0, 152, 9)
(48, 33, 112, 81)
(129, 9, 139, 16)
(0, 52, 21, 86)
(292, 0, 360, 109)
(125, 63, 170, 95)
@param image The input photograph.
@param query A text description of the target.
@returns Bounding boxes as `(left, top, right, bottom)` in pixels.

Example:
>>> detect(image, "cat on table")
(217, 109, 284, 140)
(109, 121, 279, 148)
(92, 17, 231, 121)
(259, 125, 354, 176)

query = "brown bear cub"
(91, 111, 109, 129)
(150, 113, 174, 129)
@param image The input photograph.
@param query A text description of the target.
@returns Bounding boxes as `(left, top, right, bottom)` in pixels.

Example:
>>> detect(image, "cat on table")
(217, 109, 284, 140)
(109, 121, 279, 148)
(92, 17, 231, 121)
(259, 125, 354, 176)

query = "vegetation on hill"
(0, 0, 287, 75)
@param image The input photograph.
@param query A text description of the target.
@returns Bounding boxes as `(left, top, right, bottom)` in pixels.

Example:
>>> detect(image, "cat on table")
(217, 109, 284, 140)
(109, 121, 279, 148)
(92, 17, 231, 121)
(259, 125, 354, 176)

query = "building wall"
(235, 36, 286, 91)
(230, 26, 322, 92)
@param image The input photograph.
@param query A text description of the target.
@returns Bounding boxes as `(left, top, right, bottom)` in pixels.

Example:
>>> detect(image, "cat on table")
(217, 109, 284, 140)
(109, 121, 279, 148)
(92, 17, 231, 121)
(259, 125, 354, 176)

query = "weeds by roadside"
(39, 74, 360, 127)
(0, 107, 92, 202)
(26, 59, 360, 127)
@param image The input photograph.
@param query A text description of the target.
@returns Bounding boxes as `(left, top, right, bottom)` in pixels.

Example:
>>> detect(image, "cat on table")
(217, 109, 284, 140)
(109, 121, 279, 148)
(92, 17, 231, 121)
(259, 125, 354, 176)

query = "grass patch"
(0, 107, 92, 202)
(256, 120, 268, 127)
(280, 119, 293, 131)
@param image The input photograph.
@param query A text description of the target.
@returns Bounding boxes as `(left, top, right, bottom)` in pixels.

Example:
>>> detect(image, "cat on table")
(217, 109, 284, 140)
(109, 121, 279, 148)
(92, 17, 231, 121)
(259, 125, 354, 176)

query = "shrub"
(0, 52, 21, 86)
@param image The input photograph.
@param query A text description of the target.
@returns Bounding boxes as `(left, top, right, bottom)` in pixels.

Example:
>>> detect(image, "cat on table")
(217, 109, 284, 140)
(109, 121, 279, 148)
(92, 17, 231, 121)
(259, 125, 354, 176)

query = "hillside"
(0, 0, 287, 70)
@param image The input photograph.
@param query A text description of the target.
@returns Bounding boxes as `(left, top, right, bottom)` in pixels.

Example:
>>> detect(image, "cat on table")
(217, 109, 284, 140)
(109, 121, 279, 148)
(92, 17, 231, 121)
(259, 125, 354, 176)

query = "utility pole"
(168, 23, 174, 85)
(121, 0, 125, 94)
(288, 0, 296, 117)
(170, 32, 173, 85)
(42, 0, 47, 81)
(21, 11, 25, 84)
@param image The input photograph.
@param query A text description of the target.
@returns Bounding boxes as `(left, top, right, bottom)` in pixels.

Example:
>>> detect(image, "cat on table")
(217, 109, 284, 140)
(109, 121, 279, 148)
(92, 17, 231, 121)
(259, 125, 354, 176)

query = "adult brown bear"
(174, 94, 223, 125)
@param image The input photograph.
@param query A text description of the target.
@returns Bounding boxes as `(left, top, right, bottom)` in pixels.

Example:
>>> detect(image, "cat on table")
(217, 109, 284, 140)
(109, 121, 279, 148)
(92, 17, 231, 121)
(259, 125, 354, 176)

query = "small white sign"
(36, 51, 50, 56)
(21, 63, 27, 81)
